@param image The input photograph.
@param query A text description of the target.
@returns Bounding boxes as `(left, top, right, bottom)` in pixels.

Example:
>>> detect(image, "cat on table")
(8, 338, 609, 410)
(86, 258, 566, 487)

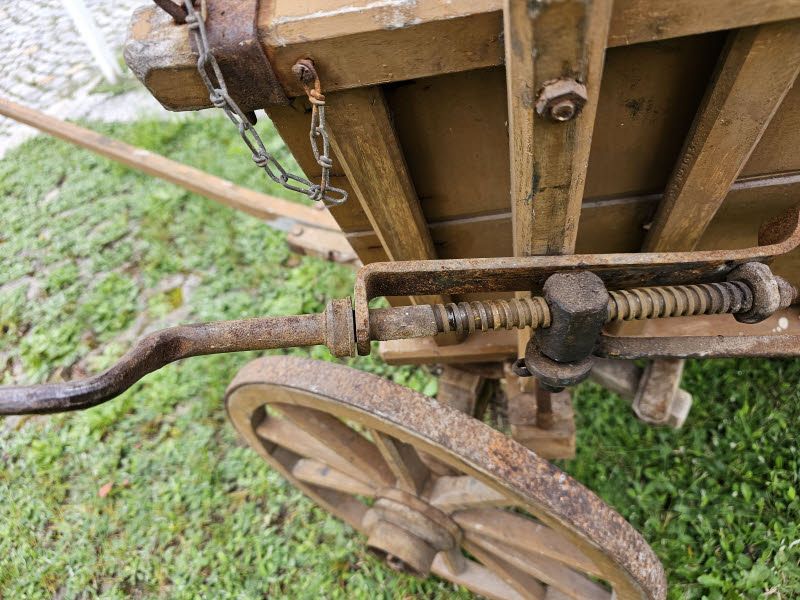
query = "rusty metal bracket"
(352, 206, 800, 354)
(197, 0, 288, 110)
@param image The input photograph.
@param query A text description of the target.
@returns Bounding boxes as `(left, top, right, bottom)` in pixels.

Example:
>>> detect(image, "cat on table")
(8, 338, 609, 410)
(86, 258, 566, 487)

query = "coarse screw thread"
(428, 281, 754, 334)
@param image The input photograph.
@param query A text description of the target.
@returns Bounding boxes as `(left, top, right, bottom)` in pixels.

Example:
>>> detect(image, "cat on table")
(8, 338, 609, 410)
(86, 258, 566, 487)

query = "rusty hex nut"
(727, 262, 780, 324)
(535, 79, 588, 122)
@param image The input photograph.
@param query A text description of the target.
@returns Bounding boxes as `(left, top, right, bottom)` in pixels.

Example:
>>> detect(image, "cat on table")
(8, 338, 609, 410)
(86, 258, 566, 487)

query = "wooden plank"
(0, 97, 340, 231)
(324, 87, 436, 263)
(505, 0, 613, 256)
(643, 20, 800, 252)
(127, 1, 800, 111)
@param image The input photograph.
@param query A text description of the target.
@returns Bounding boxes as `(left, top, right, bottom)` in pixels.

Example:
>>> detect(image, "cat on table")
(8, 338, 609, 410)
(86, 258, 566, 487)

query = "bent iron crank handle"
(0, 313, 328, 415)
(3, 267, 800, 415)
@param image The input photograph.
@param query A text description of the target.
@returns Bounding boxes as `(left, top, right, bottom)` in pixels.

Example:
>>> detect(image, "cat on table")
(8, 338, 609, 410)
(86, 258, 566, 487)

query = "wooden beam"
(505, 0, 613, 256)
(0, 97, 340, 231)
(636, 21, 800, 426)
(324, 86, 452, 309)
(127, 1, 800, 112)
(643, 20, 800, 252)
(325, 87, 436, 263)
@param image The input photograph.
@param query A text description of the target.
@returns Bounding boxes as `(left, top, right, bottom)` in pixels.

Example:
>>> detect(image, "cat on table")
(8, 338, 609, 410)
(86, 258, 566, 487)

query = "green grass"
(1, 115, 798, 599)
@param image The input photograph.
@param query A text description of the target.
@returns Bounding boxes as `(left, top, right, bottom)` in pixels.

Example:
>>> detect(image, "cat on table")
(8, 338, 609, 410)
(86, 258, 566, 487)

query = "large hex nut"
(727, 262, 780, 324)
(535, 78, 588, 122)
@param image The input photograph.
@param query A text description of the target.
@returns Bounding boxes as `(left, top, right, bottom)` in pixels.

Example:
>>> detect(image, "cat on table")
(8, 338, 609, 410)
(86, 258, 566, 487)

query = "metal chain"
(182, 0, 347, 207)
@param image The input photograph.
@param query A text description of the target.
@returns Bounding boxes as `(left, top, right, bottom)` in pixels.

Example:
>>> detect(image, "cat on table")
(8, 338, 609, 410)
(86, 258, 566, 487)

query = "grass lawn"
(0, 115, 798, 599)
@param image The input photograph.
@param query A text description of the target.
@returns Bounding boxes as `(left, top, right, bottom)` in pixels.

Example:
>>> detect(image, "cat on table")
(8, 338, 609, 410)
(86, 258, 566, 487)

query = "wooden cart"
(5, 1, 800, 598)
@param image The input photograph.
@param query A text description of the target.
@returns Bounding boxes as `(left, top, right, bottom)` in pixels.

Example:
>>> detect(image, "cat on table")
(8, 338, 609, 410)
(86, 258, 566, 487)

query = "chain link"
(182, 0, 347, 207)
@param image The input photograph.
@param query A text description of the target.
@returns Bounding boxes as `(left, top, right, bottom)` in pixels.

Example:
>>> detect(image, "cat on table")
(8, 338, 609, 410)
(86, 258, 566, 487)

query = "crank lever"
(0, 313, 330, 415)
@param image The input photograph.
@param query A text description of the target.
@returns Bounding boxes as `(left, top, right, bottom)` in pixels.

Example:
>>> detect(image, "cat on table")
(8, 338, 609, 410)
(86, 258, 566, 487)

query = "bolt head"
(535, 78, 588, 123)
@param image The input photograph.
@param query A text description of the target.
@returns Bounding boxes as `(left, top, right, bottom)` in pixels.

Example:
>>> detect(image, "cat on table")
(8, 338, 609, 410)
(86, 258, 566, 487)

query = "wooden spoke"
(255, 414, 373, 486)
(431, 554, 526, 600)
(369, 429, 430, 495)
(463, 539, 547, 600)
(453, 508, 602, 578)
(427, 475, 515, 512)
(466, 533, 611, 600)
(440, 547, 469, 576)
(643, 20, 800, 253)
(291, 458, 376, 497)
(274, 403, 395, 487)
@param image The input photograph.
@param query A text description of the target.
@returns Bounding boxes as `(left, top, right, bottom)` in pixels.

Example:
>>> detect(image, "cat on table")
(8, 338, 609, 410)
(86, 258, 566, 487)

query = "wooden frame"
(127, 0, 800, 403)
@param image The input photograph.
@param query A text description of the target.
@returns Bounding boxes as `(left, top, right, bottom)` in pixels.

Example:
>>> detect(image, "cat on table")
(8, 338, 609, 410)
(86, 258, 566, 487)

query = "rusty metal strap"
(351, 206, 800, 354)
(198, 0, 288, 109)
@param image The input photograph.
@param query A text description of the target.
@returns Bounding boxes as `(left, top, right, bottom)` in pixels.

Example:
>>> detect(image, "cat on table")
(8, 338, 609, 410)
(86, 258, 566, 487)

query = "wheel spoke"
(431, 554, 527, 600)
(453, 508, 601, 578)
(462, 539, 547, 600)
(255, 415, 373, 485)
(465, 533, 611, 600)
(370, 429, 430, 494)
(291, 458, 376, 497)
(427, 475, 516, 512)
(272, 403, 395, 486)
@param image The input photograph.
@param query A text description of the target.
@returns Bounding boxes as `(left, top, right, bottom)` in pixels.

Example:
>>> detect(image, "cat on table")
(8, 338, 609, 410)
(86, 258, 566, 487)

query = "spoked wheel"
(225, 356, 666, 600)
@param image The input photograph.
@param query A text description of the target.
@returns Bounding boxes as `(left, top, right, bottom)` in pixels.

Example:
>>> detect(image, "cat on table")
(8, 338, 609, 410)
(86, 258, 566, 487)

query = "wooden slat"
(643, 20, 800, 252)
(505, 0, 613, 256)
(128, 1, 800, 111)
(453, 509, 601, 578)
(465, 534, 612, 600)
(325, 87, 436, 263)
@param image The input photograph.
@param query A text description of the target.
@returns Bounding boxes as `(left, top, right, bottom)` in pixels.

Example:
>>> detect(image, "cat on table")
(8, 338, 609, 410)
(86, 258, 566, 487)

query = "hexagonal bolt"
(535, 78, 588, 122)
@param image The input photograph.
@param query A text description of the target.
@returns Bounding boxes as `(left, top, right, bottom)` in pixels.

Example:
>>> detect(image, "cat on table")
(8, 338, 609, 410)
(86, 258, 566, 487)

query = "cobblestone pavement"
(0, 0, 169, 156)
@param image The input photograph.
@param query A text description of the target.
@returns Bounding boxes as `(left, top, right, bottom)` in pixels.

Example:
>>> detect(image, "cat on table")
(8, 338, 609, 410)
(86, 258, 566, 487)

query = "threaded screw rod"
(428, 281, 754, 335)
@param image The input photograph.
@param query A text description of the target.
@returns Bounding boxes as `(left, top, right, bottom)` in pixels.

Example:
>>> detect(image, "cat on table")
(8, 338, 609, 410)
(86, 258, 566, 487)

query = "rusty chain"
(181, 0, 347, 207)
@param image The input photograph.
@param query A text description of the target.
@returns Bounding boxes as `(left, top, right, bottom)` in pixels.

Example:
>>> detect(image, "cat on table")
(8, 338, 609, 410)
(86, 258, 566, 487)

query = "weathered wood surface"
(505, 0, 613, 256)
(325, 87, 436, 263)
(644, 20, 800, 252)
(127, 1, 800, 110)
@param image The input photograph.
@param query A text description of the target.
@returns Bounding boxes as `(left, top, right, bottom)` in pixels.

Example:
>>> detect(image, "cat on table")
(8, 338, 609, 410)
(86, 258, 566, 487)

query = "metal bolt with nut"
(535, 78, 588, 122)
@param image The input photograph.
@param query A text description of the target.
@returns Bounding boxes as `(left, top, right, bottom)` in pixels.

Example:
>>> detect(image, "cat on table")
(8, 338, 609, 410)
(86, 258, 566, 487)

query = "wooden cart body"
(128, 0, 800, 367)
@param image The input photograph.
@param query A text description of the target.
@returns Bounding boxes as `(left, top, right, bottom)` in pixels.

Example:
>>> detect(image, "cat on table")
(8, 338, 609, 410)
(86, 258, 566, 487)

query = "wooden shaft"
(0, 97, 341, 232)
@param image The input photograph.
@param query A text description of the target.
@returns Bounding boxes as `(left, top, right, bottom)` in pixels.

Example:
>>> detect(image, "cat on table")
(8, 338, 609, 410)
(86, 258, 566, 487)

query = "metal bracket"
(197, 0, 289, 110)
